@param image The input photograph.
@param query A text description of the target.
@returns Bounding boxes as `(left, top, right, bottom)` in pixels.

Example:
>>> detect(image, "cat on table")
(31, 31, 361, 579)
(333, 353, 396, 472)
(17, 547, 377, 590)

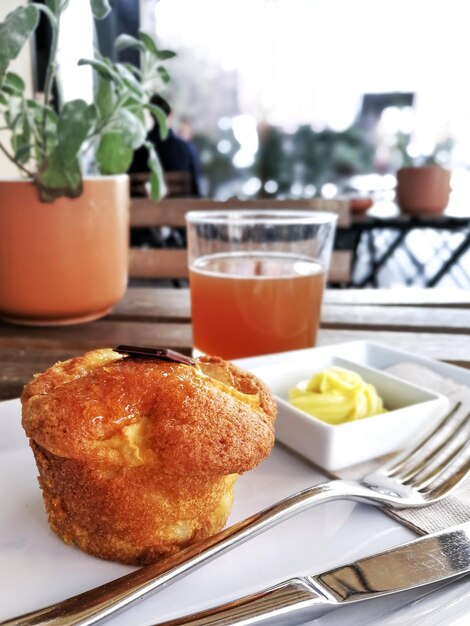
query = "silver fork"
(3, 403, 470, 626)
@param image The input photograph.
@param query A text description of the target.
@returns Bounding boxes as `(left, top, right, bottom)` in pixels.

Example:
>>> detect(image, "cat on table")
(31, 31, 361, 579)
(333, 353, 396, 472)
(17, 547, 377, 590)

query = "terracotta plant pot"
(396, 166, 451, 215)
(0, 176, 129, 325)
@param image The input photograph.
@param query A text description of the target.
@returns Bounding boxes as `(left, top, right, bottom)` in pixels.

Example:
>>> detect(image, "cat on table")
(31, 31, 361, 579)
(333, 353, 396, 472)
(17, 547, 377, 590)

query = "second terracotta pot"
(396, 166, 451, 215)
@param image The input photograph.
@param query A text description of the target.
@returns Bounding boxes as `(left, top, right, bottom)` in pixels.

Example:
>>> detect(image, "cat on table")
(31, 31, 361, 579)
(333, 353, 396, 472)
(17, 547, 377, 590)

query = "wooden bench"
(129, 198, 352, 285)
(130, 171, 193, 198)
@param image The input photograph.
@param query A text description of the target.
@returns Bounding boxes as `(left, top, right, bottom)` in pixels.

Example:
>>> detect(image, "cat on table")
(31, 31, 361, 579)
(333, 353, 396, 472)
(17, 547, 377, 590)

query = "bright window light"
(57, 0, 94, 103)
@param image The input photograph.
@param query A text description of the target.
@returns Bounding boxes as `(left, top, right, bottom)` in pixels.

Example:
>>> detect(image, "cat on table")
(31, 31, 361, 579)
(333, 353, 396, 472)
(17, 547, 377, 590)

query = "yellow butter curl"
(288, 366, 386, 425)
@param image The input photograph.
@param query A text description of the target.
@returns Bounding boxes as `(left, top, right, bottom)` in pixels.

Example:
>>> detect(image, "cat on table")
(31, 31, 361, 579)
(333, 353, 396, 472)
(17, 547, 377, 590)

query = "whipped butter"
(288, 366, 386, 425)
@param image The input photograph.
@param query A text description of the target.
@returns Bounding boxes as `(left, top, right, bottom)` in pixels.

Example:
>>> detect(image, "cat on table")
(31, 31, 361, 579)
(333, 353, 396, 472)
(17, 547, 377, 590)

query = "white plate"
(1, 341, 469, 625)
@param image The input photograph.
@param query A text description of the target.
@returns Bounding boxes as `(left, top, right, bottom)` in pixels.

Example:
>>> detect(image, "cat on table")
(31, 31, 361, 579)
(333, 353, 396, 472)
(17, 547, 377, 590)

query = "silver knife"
(151, 521, 470, 626)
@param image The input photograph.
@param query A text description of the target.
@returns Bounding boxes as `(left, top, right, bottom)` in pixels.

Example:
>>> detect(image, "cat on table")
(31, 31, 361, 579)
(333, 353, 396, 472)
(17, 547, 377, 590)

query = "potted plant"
(0, 0, 174, 325)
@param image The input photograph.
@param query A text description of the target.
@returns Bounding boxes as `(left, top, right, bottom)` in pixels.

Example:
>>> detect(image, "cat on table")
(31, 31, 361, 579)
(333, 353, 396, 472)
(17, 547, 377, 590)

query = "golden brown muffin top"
(21, 349, 276, 476)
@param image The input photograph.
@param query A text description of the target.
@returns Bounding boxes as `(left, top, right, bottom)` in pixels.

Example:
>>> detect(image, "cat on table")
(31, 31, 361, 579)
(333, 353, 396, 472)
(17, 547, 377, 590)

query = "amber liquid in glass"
(190, 252, 326, 359)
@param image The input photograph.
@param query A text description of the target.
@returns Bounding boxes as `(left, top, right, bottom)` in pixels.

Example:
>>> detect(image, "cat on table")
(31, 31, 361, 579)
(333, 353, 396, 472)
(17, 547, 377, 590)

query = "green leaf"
(89, 0, 111, 20)
(96, 132, 133, 175)
(26, 99, 42, 112)
(44, 111, 59, 154)
(36, 146, 83, 202)
(14, 142, 31, 164)
(122, 96, 145, 123)
(122, 63, 142, 78)
(12, 115, 30, 164)
(0, 6, 40, 79)
(57, 100, 95, 163)
(121, 94, 141, 108)
(95, 76, 115, 120)
(5, 96, 22, 129)
(115, 63, 144, 96)
(145, 103, 168, 140)
(115, 108, 146, 149)
(78, 58, 117, 81)
(26, 101, 58, 155)
(146, 141, 166, 200)
(2, 72, 25, 95)
(27, 100, 57, 125)
(157, 66, 170, 84)
(155, 50, 176, 61)
(46, 0, 59, 11)
(0, 93, 7, 105)
(138, 32, 159, 56)
(1, 86, 17, 97)
(114, 34, 145, 53)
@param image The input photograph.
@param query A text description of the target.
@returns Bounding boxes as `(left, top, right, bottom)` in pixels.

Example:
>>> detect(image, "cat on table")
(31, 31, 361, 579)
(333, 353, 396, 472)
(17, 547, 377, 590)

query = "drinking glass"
(186, 210, 337, 360)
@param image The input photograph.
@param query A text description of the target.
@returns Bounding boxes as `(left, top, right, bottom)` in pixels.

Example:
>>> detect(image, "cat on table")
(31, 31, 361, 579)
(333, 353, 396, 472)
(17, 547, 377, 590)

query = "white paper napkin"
(338, 362, 470, 535)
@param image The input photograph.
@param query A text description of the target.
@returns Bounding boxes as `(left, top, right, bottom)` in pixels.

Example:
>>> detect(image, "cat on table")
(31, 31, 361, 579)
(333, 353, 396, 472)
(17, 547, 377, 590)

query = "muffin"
(21, 348, 276, 565)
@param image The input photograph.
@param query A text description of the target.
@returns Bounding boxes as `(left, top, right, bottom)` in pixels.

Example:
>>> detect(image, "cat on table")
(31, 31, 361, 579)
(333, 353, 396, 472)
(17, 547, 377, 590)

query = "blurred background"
(1, 0, 469, 287)
(30, 0, 470, 207)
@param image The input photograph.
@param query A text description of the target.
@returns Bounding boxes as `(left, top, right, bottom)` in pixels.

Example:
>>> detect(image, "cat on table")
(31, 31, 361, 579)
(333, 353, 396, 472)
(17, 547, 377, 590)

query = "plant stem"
(84, 95, 129, 143)
(80, 92, 128, 161)
(41, 10, 61, 155)
(23, 98, 46, 157)
(0, 141, 34, 178)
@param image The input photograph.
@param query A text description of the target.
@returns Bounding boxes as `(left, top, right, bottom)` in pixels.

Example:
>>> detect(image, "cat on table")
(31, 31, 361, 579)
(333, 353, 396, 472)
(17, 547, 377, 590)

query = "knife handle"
(153, 577, 334, 626)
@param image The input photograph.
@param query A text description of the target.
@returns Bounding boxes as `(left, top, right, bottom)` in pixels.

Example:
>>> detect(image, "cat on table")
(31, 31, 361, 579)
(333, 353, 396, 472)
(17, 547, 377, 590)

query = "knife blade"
(151, 521, 470, 626)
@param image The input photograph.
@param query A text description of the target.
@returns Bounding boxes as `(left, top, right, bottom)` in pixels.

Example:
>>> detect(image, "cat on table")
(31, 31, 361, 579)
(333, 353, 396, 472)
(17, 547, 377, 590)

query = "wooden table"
(1, 287, 469, 401)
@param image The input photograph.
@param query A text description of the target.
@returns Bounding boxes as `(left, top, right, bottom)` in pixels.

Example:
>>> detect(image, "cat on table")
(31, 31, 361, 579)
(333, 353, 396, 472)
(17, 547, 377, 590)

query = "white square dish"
(236, 345, 449, 471)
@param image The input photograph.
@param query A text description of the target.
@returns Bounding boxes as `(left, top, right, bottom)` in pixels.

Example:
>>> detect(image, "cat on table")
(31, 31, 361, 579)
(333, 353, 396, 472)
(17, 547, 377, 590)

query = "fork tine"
(420, 455, 470, 500)
(398, 410, 470, 483)
(408, 439, 470, 490)
(386, 402, 462, 476)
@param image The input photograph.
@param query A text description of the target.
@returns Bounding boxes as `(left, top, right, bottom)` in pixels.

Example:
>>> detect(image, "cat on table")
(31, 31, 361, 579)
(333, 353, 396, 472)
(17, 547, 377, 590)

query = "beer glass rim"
(185, 210, 338, 226)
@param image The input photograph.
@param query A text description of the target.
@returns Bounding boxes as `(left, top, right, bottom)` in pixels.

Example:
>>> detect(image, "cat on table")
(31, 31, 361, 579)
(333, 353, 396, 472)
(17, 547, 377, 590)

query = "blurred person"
(130, 94, 202, 197)
(178, 114, 195, 142)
